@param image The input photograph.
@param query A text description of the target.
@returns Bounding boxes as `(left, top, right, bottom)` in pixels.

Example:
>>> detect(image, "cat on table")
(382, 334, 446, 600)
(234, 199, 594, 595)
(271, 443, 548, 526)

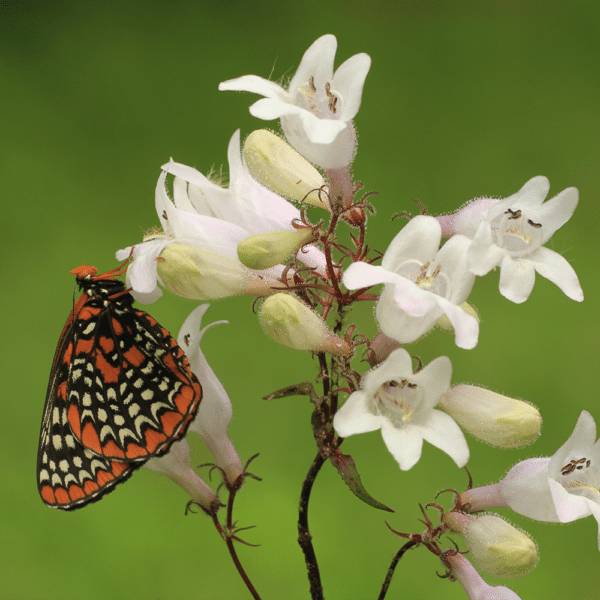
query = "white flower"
(446, 553, 522, 600)
(333, 349, 469, 471)
(178, 304, 243, 486)
(219, 34, 371, 169)
(456, 176, 582, 303)
(117, 130, 327, 302)
(342, 215, 479, 349)
(462, 411, 600, 550)
(145, 439, 219, 512)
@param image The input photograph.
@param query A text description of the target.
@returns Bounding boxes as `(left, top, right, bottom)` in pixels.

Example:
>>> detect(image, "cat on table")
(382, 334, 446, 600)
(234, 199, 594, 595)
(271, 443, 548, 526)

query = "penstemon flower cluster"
(116, 34, 592, 599)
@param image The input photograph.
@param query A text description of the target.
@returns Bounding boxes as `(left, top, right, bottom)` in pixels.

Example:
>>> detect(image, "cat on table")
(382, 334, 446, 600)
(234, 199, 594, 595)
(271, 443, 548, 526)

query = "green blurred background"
(2, 1, 599, 599)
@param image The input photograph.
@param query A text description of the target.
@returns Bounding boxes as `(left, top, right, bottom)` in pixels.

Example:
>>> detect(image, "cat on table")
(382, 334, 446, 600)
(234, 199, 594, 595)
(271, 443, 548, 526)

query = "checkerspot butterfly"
(37, 262, 202, 510)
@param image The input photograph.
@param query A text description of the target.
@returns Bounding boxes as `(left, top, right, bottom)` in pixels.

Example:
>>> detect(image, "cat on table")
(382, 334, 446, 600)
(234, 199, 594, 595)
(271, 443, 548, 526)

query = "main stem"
(298, 452, 326, 600)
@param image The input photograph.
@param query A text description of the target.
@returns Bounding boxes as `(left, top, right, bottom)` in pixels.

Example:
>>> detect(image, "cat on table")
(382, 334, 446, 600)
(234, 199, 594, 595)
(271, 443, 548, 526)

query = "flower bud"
(443, 512, 538, 579)
(243, 129, 329, 208)
(438, 384, 541, 448)
(259, 293, 351, 356)
(237, 227, 316, 270)
(157, 244, 279, 300)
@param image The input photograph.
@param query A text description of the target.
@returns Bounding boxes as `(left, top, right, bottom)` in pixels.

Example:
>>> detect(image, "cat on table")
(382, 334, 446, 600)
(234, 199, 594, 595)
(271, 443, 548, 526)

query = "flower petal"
(498, 254, 536, 304)
(289, 34, 337, 93)
(331, 52, 371, 121)
(467, 221, 506, 275)
(381, 422, 423, 471)
(535, 186, 578, 242)
(249, 97, 305, 121)
(218, 74, 285, 100)
(528, 246, 584, 302)
(548, 478, 593, 523)
(382, 215, 442, 271)
(436, 297, 480, 349)
(333, 391, 385, 436)
(343, 262, 404, 289)
(417, 409, 470, 468)
(486, 176, 551, 222)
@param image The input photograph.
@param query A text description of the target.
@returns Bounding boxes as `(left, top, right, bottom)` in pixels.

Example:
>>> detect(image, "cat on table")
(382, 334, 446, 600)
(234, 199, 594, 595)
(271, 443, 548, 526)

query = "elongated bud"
(243, 129, 329, 209)
(157, 244, 280, 300)
(438, 384, 541, 448)
(237, 227, 317, 270)
(145, 439, 221, 514)
(443, 512, 538, 579)
(259, 293, 351, 356)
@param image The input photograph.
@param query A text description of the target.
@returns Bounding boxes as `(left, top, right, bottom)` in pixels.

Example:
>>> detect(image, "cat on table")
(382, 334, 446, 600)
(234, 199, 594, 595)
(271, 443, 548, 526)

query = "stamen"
(308, 76, 316, 92)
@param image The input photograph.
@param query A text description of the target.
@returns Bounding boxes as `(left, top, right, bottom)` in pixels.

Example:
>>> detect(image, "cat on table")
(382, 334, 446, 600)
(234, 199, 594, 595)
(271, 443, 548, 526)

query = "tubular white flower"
(446, 553, 523, 600)
(145, 438, 220, 513)
(438, 384, 541, 448)
(441, 176, 583, 303)
(219, 35, 371, 169)
(343, 215, 479, 349)
(333, 349, 469, 471)
(117, 130, 328, 302)
(177, 304, 243, 486)
(444, 512, 538, 579)
(461, 411, 600, 550)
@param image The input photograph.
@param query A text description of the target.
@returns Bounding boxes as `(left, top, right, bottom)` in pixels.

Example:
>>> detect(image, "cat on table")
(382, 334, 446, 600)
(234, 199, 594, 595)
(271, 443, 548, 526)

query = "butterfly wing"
(37, 295, 141, 510)
(38, 286, 202, 511)
(65, 297, 202, 462)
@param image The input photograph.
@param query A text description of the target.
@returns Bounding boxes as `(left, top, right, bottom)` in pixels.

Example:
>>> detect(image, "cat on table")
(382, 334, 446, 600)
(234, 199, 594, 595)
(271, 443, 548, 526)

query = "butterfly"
(37, 262, 202, 510)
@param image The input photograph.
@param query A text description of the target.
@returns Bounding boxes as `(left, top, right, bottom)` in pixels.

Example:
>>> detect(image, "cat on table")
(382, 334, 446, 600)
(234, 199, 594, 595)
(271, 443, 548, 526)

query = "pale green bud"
(259, 293, 351, 356)
(443, 512, 538, 579)
(243, 129, 329, 209)
(438, 384, 541, 448)
(237, 227, 316, 270)
(157, 244, 279, 300)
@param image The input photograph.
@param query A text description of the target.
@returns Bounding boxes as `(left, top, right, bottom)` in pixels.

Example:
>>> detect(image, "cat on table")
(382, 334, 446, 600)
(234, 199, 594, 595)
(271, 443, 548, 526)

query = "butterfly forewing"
(67, 301, 201, 461)
(37, 270, 202, 510)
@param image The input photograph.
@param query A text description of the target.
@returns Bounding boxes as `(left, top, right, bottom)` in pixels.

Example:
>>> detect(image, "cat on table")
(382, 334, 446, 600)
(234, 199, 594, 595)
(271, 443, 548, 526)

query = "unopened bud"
(443, 512, 538, 579)
(438, 384, 541, 448)
(259, 293, 351, 356)
(243, 129, 328, 209)
(237, 227, 316, 270)
(158, 244, 278, 300)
